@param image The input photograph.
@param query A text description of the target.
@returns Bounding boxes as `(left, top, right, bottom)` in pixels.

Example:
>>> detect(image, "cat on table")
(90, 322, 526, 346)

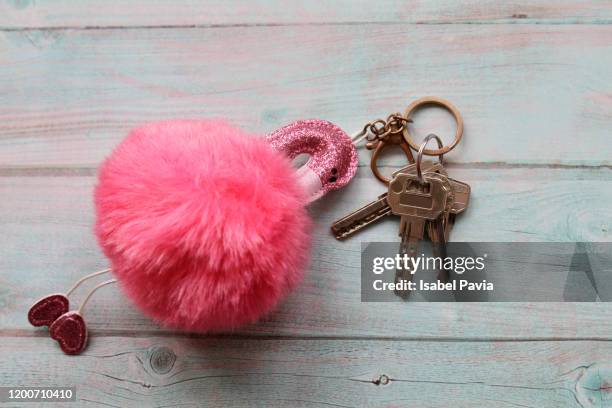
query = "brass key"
(331, 161, 444, 240)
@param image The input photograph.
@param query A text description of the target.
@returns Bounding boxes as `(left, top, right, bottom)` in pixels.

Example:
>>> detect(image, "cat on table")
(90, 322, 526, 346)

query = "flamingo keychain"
(28, 118, 363, 354)
(28, 96, 447, 354)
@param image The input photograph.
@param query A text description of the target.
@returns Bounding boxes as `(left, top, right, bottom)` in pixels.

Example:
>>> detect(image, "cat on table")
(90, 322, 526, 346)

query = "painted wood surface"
(1, 1, 612, 407)
(2, 0, 612, 27)
(1, 24, 612, 167)
(2, 336, 612, 407)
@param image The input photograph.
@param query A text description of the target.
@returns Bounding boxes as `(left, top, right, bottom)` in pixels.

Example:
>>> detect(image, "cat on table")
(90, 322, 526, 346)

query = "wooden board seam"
(0, 163, 610, 177)
(4, 329, 612, 342)
(2, 19, 612, 32)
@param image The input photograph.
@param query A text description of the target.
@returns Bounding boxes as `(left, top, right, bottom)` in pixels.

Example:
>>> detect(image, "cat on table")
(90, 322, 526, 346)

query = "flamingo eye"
(328, 168, 338, 183)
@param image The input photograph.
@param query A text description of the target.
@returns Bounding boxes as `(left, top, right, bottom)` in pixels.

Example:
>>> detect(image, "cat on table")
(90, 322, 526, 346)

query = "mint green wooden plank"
(1, 0, 612, 28)
(1, 25, 611, 167)
(1, 168, 611, 337)
(1, 336, 610, 407)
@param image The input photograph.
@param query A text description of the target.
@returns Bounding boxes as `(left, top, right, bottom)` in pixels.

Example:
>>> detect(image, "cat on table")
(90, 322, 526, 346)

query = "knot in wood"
(149, 346, 176, 375)
(373, 374, 390, 386)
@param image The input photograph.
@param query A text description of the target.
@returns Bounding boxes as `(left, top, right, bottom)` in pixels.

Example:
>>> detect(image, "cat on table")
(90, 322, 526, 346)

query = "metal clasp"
(353, 113, 416, 184)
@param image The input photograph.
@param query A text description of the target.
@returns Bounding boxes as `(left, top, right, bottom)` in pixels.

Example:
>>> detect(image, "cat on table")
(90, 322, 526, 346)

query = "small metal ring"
(403, 96, 463, 156)
(370, 119, 387, 135)
(365, 132, 378, 142)
(416, 134, 444, 184)
(370, 141, 415, 185)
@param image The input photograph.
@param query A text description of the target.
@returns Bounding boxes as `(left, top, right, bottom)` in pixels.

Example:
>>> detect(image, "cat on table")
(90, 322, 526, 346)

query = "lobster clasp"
(361, 113, 415, 184)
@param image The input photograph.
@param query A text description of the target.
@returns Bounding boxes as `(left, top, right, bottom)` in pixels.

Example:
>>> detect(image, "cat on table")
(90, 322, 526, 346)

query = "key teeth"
(330, 196, 391, 240)
(332, 206, 391, 240)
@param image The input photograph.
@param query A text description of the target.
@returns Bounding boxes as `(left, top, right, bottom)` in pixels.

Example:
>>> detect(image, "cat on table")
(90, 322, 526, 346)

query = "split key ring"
(403, 96, 463, 156)
(416, 134, 444, 184)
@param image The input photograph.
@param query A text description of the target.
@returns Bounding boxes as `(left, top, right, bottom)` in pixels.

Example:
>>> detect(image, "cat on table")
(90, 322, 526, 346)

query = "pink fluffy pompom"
(95, 120, 311, 332)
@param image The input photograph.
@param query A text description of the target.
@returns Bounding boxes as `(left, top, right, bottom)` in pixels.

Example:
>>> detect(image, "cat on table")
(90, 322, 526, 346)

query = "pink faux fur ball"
(95, 120, 311, 332)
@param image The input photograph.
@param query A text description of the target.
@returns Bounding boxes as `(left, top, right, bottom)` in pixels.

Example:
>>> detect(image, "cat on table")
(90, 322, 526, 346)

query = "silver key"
(396, 161, 450, 258)
(396, 165, 470, 242)
(397, 167, 470, 279)
(392, 160, 447, 178)
(387, 172, 454, 297)
(331, 193, 391, 240)
(424, 172, 455, 282)
(444, 177, 470, 241)
(330, 161, 443, 240)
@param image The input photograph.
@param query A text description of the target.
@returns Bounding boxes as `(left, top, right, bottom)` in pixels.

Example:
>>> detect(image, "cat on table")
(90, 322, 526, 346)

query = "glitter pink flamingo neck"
(267, 119, 358, 203)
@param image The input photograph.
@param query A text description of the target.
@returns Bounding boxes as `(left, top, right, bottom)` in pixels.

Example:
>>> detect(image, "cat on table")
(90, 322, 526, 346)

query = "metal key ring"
(370, 138, 415, 185)
(416, 134, 444, 184)
(403, 96, 463, 156)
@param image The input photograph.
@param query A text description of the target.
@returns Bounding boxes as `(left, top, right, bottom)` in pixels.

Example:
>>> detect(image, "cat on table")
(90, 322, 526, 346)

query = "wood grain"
(1, 0, 612, 28)
(1, 24, 611, 167)
(1, 168, 610, 338)
(2, 2, 612, 407)
(1, 336, 611, 407)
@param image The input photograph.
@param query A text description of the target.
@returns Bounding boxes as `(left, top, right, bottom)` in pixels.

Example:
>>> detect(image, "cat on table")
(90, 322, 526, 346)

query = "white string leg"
(351, 130, 368, 145)
(77, 279, 117, 314)
(65, 268, 111, 297)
